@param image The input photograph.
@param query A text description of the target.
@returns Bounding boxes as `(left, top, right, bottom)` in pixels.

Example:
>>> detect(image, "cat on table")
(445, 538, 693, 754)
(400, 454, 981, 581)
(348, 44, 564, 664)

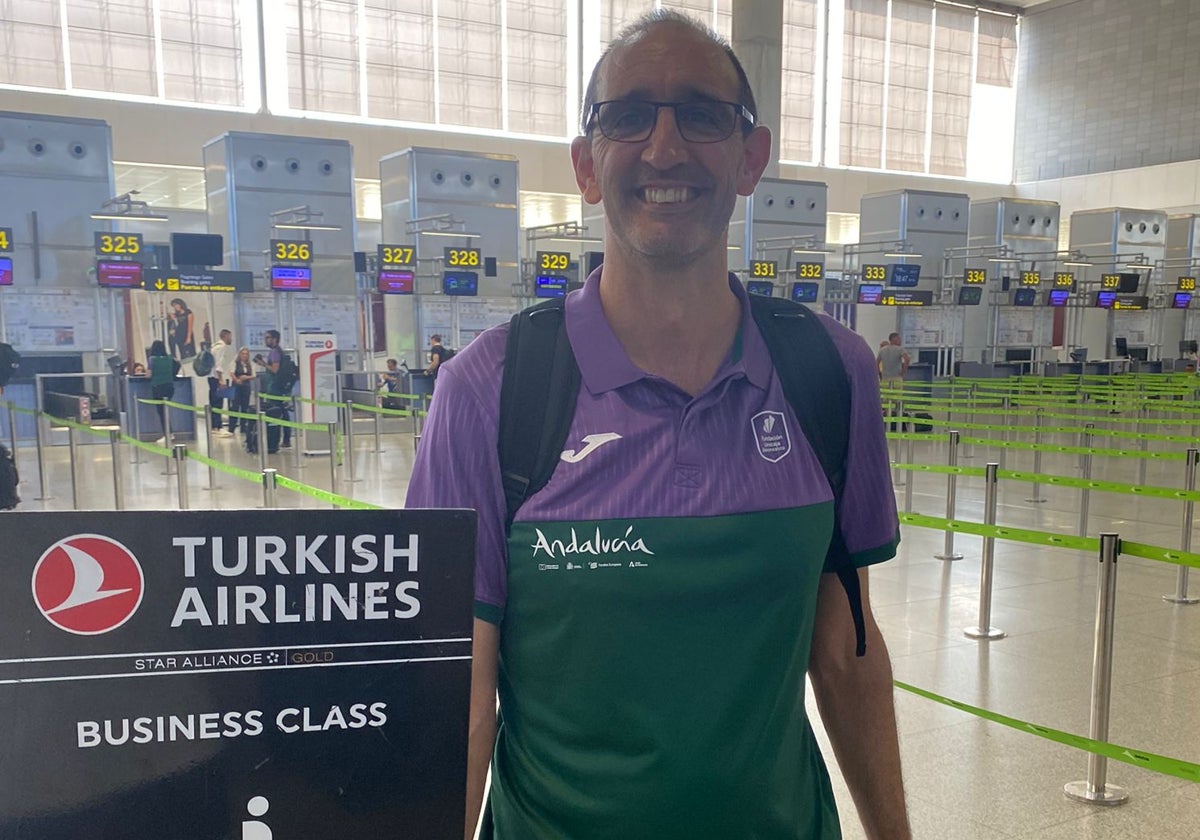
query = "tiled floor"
(15, 411, 1200, 838)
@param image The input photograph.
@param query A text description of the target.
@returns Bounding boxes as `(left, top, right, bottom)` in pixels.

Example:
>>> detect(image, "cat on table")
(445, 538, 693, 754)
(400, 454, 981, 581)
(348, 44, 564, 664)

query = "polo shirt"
(406, 271, 899, 839)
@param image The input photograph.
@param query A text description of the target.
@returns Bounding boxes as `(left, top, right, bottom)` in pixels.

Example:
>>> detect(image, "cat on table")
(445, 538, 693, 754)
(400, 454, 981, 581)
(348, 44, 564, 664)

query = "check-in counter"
(954, 361, 1021, 379)
(902, 363, 934, 386)
(126, 376, 196, 441)
(1043, 362, 1082, 377)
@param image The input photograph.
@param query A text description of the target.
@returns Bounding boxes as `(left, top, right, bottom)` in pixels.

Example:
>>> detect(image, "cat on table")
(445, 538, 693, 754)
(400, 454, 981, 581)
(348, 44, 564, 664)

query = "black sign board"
(144, 269, 255, 293)
(878, 289, 934, 306)
(0, 510, 475, 840)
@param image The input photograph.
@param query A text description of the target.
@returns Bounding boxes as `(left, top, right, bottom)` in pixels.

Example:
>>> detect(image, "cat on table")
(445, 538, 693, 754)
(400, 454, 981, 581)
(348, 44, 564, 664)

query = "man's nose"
(641, 106, 689, 168)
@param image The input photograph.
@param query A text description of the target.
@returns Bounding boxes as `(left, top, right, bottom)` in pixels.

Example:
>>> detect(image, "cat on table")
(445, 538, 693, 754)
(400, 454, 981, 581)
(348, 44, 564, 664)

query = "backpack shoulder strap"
(498, 298, 582, 530)
(748, 295, 867, 656)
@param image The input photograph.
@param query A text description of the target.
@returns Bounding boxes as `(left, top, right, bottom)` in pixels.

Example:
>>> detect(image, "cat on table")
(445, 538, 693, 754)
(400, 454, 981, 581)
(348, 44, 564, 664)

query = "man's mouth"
(638, 186, 697, 204)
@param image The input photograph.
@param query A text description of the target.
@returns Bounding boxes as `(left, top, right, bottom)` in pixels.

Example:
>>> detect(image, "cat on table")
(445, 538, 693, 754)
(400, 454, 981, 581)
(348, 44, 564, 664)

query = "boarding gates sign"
(0, 509, 475, 839)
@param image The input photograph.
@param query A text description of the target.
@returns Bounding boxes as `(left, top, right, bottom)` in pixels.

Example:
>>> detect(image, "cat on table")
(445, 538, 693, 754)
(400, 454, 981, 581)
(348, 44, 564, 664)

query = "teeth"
(643, 187, 692, 204)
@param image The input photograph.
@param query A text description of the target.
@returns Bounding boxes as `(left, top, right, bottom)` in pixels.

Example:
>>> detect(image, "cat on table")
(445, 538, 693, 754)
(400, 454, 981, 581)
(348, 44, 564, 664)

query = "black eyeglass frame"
(583, 99, 757, 143)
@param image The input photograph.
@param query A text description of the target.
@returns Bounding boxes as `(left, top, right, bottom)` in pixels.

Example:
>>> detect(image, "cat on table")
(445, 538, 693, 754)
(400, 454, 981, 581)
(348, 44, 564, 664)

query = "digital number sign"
(94, 232, 143, 257)
(790, 282, 819, 303)
(1179, 276, 1196, 291)
(271, 239, 312, 264)
(889, 264, 921, 287)
(879, 290, 933, 307)
(963, 268, 987, 284)
(96, 260, 144, 288)
(535, 275, 569, 298)
(746, 280, 775, 297)
(1101, 274, 1121, 289)
(0, 256, 12, 286)
(1020, 271, 1042, 287)
(750, 260, 777, 279)
(857, 284, 883, 305)
(443, 272, 479, 296)
(0, 227, 11, 253)
(270, 266, 312, 291)
(1053, 272, 1075, 290)
(796, 262, 823, 280)
(376, 268, 414, 295)
(862, 264, 887, 282)
(957, 286, 982, 306)
(444, 247, 481, 268)
(378, 244, 415, 266)
(1173, 292, 1193, 309)
(537, 251, 570, 273)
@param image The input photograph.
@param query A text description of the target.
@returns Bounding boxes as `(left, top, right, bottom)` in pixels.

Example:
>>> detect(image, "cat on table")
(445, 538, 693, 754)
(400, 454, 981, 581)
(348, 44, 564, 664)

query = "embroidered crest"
(752, 410, 791, 463)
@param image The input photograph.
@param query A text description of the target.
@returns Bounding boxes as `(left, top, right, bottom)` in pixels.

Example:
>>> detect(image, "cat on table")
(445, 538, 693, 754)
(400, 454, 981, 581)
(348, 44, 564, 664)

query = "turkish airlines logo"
(31, 534, 145, 635)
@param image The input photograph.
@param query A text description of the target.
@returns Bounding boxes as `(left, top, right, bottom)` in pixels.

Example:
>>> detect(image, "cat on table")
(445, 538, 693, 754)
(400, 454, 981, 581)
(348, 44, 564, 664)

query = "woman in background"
(167, 298, 195, 360)
(148, 340, 179, 444)
(229, 346, 255, 436)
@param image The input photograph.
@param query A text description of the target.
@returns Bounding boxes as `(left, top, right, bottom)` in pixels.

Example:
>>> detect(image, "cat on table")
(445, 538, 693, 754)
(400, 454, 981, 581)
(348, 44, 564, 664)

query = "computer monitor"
(1013, 288, 1036, 306)
(1128, 346, 1149, 362)
(1069, 348, 1088, 363)
(1114, 337, 1129, 358)
(957, 286, 982, 306)
(1046, 289, 1070, 307)
(1180, 340, 1198, 356)
(789, 282, 819, 303)
(171, 232, 223, 267)
(1173, 292, 1193, 309)
(746, 280, 775, 297)
(857, 283, 883, 304)
(1004, 348, 1033, 363)
(1117, 273, 1140, 293)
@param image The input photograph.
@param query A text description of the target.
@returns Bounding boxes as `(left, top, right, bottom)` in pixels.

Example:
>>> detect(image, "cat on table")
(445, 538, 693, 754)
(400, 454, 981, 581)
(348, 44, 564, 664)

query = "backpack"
(272, 353, 299, 396)
(0, 442, 19, 510)
(0, 342, 20, 388)
(497, 294, 867, 657)
(192, 348, 215, 377)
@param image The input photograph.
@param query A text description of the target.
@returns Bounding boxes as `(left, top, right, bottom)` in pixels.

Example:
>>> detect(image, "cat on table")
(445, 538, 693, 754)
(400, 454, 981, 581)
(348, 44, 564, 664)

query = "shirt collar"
(565, 268, 775, 395)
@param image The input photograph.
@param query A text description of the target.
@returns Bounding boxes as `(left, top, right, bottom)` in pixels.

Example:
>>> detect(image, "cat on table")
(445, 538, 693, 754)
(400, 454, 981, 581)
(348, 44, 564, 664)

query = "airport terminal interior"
(3, 0, 1200, 837)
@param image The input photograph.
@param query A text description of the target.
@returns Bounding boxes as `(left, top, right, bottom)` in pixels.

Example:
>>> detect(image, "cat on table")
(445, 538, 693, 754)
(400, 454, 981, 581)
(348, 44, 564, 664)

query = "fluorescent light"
(793, 248, 835, 255)
(547, 236, 604, 244)
(727, 245, 741, 250)
(1124, 263, 1154, 271)
(987, 257, 1021, 263)
(90, 212, 170, 222)
(274, 223, 343, 231)
(419, 230, 482, 238)
(884, 252, 923, 259)
(1062, 261, 1091, 267)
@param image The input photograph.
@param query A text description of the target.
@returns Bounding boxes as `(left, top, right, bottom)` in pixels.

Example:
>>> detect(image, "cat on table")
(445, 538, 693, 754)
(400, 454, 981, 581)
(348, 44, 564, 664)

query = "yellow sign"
(750, 260, 777, 279)
(1020, 271, 1041, 286)
(1101, 273, 1121, 289)
(1179, 276, 1196, 291)
(94, 232, 142, 256)
(0, 227, 11, 253)
(537, 251, 570, 272)
(271, 239, 313, 263)
(1053, 272, 1075, 289)
(445, 247, 481, 268)
(796, 262, 823, 280)
(862, 264, 887, 282)
(378, 244, 415, 266)
(963, 268, 987, 284)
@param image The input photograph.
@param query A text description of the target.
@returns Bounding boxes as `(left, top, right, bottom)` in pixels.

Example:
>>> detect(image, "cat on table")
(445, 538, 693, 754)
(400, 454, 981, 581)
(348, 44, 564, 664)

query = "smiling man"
(406, 10, 909, 840)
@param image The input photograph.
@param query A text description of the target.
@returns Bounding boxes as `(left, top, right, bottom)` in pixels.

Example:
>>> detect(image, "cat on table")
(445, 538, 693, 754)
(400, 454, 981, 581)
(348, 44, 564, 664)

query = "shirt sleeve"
(824, 320, 901, 566)
(404, 332, 510, 625)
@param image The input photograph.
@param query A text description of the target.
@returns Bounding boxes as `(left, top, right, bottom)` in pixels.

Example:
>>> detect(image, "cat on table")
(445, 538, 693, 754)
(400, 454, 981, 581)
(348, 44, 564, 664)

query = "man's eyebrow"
(605, 86, 729, 102)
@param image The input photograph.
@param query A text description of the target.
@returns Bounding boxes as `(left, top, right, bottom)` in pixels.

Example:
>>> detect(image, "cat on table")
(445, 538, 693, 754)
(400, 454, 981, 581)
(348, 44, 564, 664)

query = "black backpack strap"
(748, 295, 866, 657)
(498, 298, 582, 530)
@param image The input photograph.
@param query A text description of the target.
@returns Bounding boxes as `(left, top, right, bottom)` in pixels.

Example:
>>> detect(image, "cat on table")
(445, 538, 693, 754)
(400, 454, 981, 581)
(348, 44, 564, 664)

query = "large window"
(780, 0, 821, 164)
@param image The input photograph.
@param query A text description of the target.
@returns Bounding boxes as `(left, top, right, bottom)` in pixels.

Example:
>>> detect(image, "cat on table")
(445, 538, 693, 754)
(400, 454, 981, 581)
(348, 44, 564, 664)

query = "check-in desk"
(903, 363, 934, 386)
(954, 361, 1021, 379)
(1042, 362, 1082, 377)
(126, 376, 196, 441)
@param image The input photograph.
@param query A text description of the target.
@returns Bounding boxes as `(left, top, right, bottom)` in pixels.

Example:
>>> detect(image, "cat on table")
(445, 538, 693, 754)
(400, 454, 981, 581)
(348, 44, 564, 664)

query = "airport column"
(732, 0, 783, 177)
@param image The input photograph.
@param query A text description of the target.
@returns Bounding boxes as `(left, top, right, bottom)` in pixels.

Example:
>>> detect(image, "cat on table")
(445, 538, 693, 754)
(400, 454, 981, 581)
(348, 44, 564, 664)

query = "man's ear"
(571, 136, 603, 205)
(737, 125, 773, 197)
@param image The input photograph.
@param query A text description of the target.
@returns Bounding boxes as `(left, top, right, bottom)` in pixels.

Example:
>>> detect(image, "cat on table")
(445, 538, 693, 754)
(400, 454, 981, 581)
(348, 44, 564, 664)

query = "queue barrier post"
(173, 444, 189, 510)
(964, 462, 1005, 641)
(109, 429, 125, 510)
(292, 396, 303, 473)
(1078, 423, 1095, 538)
(125, 377, 145, 464)
(204, 412, 216, 490)
(344, 401, 359, 483)
(1064, 532, 1129, 806)
(6, 401, 16, 457)
(1164, 448, 1200, 605)
(256, 410, 267, 473)
(67, 424, 80, 511)
(327, 422, 339, 505)
(935, 430, 963, 561)
(34, 405, 50, 500)
(1027, 407, 1047, 503)
(262, 467, 278, 508)
(373, 399, 384, 454)
(1136, 406, 1149, 487)
(162, 405, 175, 476)
(903, 432, 915, 513)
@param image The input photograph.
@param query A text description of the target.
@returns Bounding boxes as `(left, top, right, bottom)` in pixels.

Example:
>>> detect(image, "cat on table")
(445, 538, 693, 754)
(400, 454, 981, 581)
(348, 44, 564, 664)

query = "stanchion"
(173, 444, 189, 510)
(343, 401, 359, 482)
(903, 433, 915, 513)
(1164, 448, 1200, 605)
(1026, 407, 1047, 503)
(935, 430, 963, 561)
(6, 401, 17, 457)
(1136, 406, 1149, 487)
(34, 406, 50, 500)
(373, 403, 383, 454)
(965, 462, 1005, 640)
(343, 400, 354, 467)
(292, 396, 302, 472)
(256, 410, 267, 473)
(67, 425, 80, 511)
(126, 377, 145, 464)
(327, 422, 339, 506)
(203, 414, 216, 491)
(161, 406, 175, 476)
(109, 429, 125, 510)
(262, 467, 278, 508)
(1064, 532, 1129, 805)
(1078, 423, 1094, 538)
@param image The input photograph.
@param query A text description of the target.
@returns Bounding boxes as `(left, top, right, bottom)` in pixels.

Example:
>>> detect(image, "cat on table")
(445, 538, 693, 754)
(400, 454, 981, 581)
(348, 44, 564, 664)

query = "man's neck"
(597, 254, 741, 397)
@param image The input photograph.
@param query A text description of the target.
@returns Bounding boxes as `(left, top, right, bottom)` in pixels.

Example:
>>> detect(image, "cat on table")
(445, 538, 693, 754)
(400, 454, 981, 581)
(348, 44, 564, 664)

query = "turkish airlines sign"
(0, 509, 475, 840)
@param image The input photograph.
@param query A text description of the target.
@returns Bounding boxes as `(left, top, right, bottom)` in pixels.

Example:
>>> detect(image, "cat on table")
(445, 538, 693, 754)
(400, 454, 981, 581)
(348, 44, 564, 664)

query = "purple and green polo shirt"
(406, 272, 899, 839)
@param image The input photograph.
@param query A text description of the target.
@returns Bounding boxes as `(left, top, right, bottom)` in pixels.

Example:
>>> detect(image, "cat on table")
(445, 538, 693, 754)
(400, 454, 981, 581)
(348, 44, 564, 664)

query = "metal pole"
(126, 376, 144, 464)
(174, 444, 189, 510)
(1165, 448, 1200, 604)
(1027, 407, 1047, 503)
(292, 396, 302, 472)
(34, 404, 49, 500)
(7, 401, 16, 456)
(262, 467, 278, 508)
(373, 402, 383, 453)
(903, 432, 915, 513)
(257, 410, 267, 473)
(109, 429, 125, 510)
(1078, 423, 1094, 538)
(67, 425, 80, 511)
(327, 422, 339, 505)
(1064, 532, 1129, 805)
(936, 430, 963, 561)
(343, 400, 359, 482)
(965, 462, 1005, 640)
(204, 412, 216, 491)
(162, 403, 174, 476)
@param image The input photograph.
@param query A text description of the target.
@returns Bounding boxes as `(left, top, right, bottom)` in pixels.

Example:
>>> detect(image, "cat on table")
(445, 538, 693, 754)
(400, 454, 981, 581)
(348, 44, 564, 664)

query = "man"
(253, 329, 292, 452)
(877, 332, 910, 388)
(407, 11, 908, 840)
(425, 335, 452, 388)
(209, 329, 237, 436)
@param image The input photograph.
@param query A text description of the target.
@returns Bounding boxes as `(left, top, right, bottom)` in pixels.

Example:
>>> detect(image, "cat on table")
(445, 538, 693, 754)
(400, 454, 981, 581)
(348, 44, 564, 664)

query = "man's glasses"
(585, 99, 756, 144)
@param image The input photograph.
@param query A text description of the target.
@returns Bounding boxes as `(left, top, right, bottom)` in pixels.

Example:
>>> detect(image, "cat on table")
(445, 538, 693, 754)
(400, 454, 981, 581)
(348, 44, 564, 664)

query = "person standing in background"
(877, 332, 909, 388)
(209, 329, 237, 436)
(148, 339, 179, 444)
